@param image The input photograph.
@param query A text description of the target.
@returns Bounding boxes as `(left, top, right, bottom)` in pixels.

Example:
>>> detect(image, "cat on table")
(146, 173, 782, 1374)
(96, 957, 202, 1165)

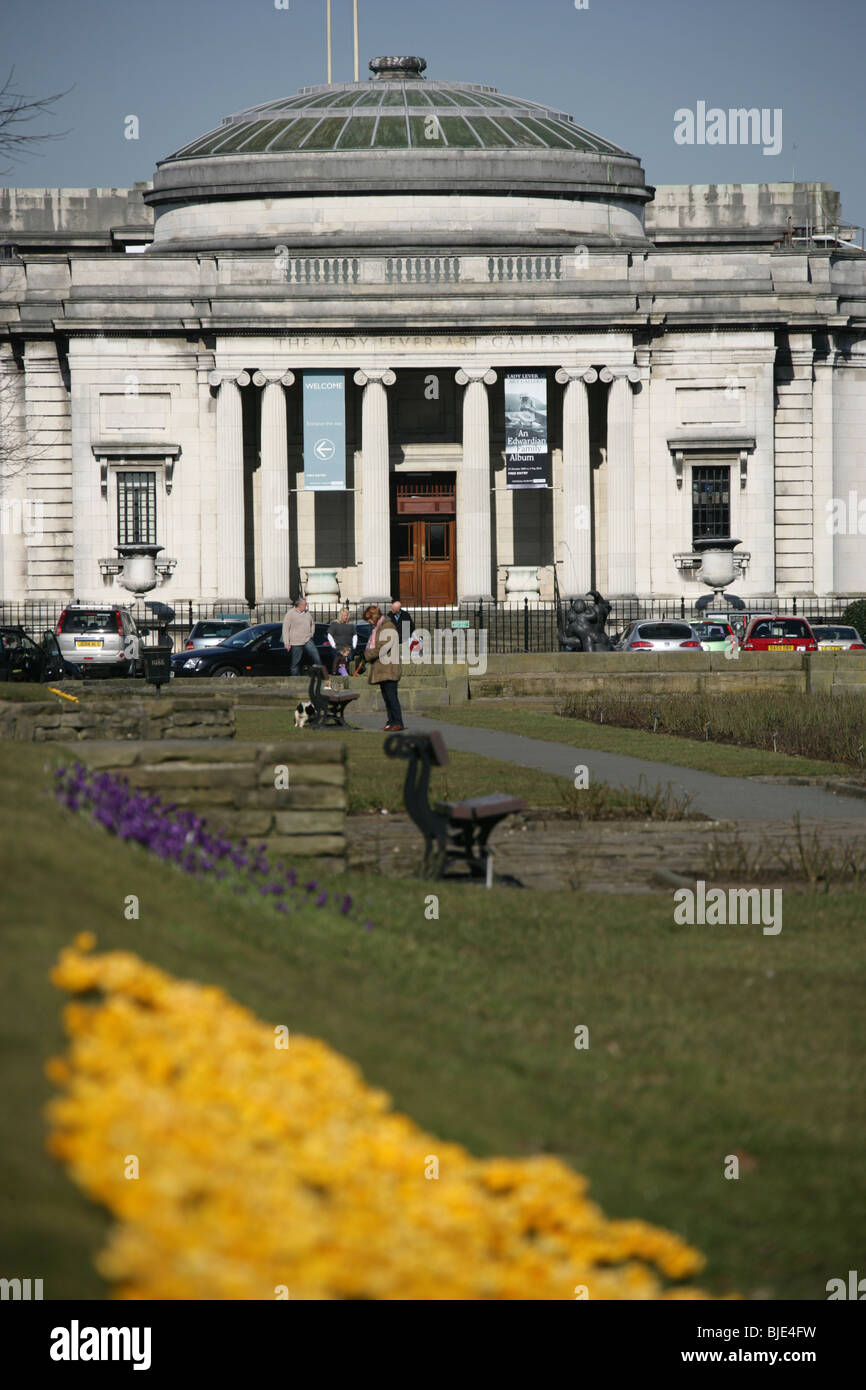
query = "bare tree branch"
(0, 69, 72, 494)
(0, 67, 72, 174)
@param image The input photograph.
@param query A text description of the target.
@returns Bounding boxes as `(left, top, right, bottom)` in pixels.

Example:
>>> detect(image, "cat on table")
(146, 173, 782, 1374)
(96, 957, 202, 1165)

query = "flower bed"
(47, 938, 716, 1300)
(54, 763, 361, 922)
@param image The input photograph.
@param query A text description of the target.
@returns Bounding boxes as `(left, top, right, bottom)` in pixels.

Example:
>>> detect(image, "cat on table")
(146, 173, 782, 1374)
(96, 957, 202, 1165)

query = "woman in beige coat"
(363, 604, 404, 731)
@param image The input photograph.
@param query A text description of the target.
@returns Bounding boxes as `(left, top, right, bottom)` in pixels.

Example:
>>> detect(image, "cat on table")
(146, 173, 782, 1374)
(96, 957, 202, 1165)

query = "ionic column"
(812, 354, 835, 599)
(455, 367, 497, 601)
(253, 371, 294, 603)
(555, 366, 598, 596)
(208, 370, 249, 604)
(600, 367, 640, 596)
(354, 368, 395, 603)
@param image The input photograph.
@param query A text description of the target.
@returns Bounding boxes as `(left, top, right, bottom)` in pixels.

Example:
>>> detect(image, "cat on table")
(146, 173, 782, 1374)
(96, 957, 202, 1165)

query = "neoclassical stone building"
(1, 54, 865, 609)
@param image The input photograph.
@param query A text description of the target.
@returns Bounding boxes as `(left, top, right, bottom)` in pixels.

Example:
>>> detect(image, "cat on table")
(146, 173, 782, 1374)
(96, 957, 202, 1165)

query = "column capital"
(354, 368, 396, 388)
(599, 366, 640, 385)
(207, 370, 251, 388)
(555, 366, 599, 386)
(252, 370, 295, 387)
(456, 367, 497, 387)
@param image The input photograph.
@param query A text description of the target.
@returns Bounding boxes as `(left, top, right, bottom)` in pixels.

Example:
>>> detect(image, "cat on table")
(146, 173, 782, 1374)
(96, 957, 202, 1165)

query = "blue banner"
(303, 373, 346, 491)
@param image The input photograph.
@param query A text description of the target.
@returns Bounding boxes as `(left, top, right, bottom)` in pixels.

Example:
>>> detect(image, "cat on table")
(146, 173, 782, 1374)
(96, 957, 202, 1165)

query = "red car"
(741, 616, 818, 652)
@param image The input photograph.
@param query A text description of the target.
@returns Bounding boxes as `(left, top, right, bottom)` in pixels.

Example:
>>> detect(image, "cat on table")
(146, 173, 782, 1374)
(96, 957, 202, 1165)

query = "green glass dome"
(148, 56, 650, 251)
(165, 57, 630, 161)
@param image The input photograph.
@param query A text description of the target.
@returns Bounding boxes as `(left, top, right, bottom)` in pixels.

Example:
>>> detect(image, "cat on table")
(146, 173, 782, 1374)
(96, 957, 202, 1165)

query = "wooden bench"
(384, 730, 525, 885)
(308, 666, 360, 729)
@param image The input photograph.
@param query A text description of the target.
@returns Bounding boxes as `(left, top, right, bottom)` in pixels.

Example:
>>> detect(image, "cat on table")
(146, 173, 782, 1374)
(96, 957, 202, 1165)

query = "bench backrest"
(425, 731, 449, 767)
(307, 665, 326, 698)
(383, 730, 449, 767)
(383, 730, 450, 828)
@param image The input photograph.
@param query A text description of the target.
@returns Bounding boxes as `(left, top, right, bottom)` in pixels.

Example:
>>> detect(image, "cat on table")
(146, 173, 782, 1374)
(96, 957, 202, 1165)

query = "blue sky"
(4, 0, 865, 228)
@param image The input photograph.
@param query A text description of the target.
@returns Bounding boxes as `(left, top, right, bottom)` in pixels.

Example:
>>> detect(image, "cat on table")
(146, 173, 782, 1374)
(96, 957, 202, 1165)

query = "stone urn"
(694, 537, 742, 604)
(116, 543, 163, 595)
(305, 568, 340, 604)
(504, 566, 540, 604)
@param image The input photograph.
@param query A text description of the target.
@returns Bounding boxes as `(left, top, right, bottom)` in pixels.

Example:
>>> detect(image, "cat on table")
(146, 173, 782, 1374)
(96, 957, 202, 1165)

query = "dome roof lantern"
(369, 55, 427, 80)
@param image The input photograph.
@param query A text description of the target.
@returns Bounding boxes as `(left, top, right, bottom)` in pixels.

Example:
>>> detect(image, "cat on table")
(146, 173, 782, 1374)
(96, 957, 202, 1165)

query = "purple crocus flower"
(53, 764, 374, 931)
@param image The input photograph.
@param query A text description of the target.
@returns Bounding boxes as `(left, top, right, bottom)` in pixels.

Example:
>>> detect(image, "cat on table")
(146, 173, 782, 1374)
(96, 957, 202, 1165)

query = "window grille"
(117, 471, 157, 545)
(692, 465, 730, 541)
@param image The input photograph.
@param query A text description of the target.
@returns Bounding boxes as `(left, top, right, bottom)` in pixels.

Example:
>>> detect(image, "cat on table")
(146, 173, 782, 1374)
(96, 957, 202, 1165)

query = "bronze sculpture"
(559, 590, 614, 652)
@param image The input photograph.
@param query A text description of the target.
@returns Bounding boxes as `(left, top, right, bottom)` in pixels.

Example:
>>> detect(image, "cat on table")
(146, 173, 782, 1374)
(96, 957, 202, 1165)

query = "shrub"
(556, 691, 866, 767)
(842, 598, 866, 636)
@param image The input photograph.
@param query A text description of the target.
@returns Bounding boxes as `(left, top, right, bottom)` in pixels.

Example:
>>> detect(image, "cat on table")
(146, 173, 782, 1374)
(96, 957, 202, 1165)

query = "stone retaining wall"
(0, 693, 235, 741)
(66, 739, 346, 864)
(469, 653, 866, 699)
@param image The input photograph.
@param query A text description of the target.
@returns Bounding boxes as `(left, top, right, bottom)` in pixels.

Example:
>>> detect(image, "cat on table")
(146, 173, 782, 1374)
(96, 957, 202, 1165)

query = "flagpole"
(326, 0, 333, 84)
(353, 0, 360, 82)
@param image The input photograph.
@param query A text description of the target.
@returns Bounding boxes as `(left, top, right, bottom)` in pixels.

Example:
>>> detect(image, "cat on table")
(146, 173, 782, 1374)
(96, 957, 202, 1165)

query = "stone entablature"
(2, 250, 862, 343)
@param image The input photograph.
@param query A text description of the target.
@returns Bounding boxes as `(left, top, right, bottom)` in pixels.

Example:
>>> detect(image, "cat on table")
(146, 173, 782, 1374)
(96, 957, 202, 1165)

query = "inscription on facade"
(261, 334, 613, 355)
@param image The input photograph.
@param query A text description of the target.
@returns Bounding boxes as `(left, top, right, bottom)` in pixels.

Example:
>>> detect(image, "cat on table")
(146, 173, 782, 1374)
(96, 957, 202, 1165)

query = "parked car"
(55, 603, 142, 676)
(171, 623, 334, 679)
(182, 617, 251, 652)
(810, 624, 866, 652)
(0, 626, 81, 683)
(689, 619, 738, 652)
(694, 607, 751, 641)
(740, 616, 818, 652)
(615, 620, 703, 651)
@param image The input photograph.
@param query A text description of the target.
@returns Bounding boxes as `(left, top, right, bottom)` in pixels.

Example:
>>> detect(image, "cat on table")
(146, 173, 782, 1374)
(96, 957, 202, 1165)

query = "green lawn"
(0, 682, 81, 703)
(441, 703, 853, 779)
(234, 710, 697, 818)
(234, 709, 580, 812)
(1, 739, 863, 1300)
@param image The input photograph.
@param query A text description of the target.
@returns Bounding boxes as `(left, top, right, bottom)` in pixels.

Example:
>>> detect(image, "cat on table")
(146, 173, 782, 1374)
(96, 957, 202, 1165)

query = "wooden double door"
(393, 476, 456, 605)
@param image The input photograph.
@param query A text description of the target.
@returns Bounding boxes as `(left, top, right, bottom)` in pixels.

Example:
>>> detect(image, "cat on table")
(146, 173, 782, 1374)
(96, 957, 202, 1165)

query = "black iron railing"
(1, 596, 863, 656)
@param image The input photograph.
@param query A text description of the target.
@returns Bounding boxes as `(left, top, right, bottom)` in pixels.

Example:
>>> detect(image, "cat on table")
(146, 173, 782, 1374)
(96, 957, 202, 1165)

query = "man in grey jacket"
(282, 598, 320, 675)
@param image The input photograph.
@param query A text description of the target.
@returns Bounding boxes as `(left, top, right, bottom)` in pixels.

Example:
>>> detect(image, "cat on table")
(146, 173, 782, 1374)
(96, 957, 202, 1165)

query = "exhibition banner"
(504, 372, 549, 489)
(303, 373, 346, 491)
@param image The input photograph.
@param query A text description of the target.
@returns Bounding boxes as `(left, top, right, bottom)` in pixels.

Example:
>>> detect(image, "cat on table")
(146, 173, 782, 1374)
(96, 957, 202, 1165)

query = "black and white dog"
(294, 701, 317, 729)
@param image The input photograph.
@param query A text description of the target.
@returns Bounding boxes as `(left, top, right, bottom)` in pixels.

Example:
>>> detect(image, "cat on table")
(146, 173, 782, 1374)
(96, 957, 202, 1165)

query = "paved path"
(353, 712, 866, 823)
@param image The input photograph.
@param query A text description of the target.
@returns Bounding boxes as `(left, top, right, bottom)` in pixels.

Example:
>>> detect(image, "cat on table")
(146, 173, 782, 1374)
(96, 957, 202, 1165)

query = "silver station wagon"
(56, 603, 142, 676)
(809, 624, 866, 652)
(182, 617, 251, 652)
(615, 620, 703, 652)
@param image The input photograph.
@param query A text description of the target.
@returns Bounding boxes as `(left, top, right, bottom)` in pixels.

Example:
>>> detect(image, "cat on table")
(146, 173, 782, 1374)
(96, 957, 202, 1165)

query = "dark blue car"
(0, 626, 82, 683)
(171, 623, 335, 679)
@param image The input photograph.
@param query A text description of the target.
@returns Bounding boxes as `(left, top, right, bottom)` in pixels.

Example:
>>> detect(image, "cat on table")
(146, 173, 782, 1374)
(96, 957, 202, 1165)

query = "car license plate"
(822, 645, 843, 651)
(75, 640, 103, 648)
